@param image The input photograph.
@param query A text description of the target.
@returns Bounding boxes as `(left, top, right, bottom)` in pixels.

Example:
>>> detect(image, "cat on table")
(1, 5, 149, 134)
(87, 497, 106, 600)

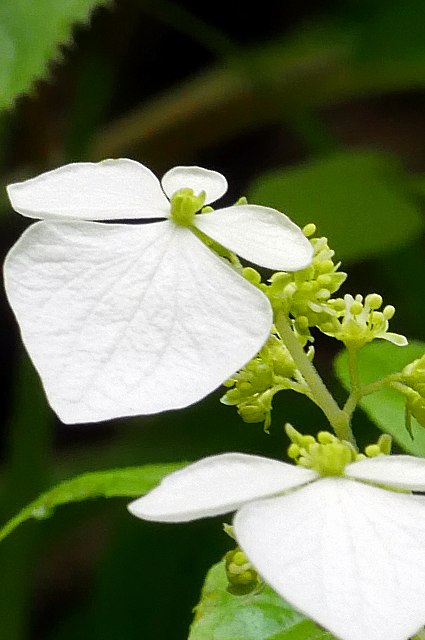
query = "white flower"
(3, 160, 312, 424)
(128, 452, 425, 640)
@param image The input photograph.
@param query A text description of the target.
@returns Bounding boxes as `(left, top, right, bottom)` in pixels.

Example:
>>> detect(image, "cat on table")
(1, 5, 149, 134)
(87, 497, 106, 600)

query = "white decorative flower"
(128, 451, 425, 640)
(4, 160, 312, 424)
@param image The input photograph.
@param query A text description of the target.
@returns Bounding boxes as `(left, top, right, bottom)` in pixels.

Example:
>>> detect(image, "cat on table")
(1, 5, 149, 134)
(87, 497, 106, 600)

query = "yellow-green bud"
(243, 267, 262, 285)
(288, 443, 300, 459)
(365, 444, 382, 458)
(303, 223, 316, 237)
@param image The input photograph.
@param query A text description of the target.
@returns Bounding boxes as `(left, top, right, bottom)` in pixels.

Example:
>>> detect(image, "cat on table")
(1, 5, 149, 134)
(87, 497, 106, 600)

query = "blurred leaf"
(0, 0, 110, 111)
(189, 558, 335, 640)
(93, 13, 425, 160)
(353, 0, 425, 65)
(335, 341, 425, 455)
(0, 462, 184, 543)
(249, 152, 423, 263)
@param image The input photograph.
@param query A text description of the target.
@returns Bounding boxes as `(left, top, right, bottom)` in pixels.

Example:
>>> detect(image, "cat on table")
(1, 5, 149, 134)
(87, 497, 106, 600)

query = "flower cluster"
(221, 332, 313, 430)
(244, 226, 347, 346)
(6, 158, 425, 640)
(319, 293, 407, 350)
(285, 424, 392, 475)
(3, 160, 312, 424)
(128, 443, 425, 640)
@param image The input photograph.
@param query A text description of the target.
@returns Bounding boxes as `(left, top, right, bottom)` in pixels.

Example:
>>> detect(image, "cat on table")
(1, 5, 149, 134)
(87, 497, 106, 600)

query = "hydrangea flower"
(128, 448, 425, 640)
(3, 160, 312, 424)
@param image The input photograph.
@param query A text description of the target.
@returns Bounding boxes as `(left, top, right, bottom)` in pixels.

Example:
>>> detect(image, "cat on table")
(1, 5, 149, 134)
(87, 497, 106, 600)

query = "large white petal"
(128, 453, 317, 522)
(4, 221, 273, 423)
(195, 205, 313, 271)
(7, 159, 170, 221)
(346, 454, 425, 490)
(161, 166, 227, 204)
(235, 478, 425, 640)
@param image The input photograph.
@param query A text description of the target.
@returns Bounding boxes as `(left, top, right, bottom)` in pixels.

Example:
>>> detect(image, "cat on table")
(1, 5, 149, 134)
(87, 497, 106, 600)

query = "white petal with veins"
(195, 204, 313, 271)
(161, 166, 228, 204)
(7, 159, 170, 221)
(4, 220, 273, 423)
(346, 454, 425, 490)
(128, 453, 317, 522)
(235, 478, 425, 640)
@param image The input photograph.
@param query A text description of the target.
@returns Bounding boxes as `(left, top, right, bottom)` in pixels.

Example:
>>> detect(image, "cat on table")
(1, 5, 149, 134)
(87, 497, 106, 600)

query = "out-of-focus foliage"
(249, 153, 423, 262)
(0, 0, 110, 111)
(189, 557, 335, 640)
(335, 341, 425, 454)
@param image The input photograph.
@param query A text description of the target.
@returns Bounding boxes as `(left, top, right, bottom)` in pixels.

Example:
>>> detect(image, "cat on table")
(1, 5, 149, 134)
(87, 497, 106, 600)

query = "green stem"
(343, 347, 361, 419)
(275, 312, 355, 444)
(343, 372, 401, 418)
(347, 347, 360, 394)
(412, 629, 425, 640)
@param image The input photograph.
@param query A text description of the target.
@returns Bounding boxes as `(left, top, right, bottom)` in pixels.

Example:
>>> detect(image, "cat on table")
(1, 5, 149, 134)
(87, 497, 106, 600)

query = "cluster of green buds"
(318, 293, 407, 351)
(243, 225, 347, 346)
(225, 546, 260, 595)
(286, 424, 392, 476)
(394, 355, 425, 432)
(221, 332, 313, 430)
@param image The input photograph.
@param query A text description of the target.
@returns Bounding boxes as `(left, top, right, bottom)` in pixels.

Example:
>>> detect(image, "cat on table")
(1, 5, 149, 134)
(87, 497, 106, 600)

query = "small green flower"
(318, 293, 407, 350)
(286, 424, 392, 476)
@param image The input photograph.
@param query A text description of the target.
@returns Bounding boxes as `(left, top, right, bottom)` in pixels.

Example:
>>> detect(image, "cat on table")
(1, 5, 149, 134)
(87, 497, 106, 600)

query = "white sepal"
(234, 478, 425, 640)
(7, 159, 170, 220)
(161, 166, 228, 204)
(346, 454, 425, 490)
(4, 220, 273, 423)
(195, 204, 313, 271)
(128, 453, 317, 522)
(380, 332, 408, 346)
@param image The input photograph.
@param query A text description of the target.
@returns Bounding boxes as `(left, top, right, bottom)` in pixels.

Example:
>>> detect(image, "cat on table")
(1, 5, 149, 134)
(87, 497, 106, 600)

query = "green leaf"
(0, 0, 110, 111)
(335, 341, 425, 455)
(189, 558, 335, 640)
(248, 152, 423, 263)
(0, 462, 185, 543)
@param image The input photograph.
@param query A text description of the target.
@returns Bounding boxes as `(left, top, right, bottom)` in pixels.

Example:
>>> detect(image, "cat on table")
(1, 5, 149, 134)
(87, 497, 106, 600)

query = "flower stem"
(343, 372, 401, 419)
(275, 312, 355, 444)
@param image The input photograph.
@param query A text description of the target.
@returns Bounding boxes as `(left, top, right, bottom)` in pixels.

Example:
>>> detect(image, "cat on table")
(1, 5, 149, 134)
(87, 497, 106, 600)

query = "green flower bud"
(365, 444, 382, 458)
(225, 547, 259, 595)
(238, 404, 267, 424)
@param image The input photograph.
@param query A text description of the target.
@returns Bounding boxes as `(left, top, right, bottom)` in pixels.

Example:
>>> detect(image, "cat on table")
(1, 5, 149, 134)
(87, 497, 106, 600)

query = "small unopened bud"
(365, 444, 382, 458)
(303, 223, 316, 237)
